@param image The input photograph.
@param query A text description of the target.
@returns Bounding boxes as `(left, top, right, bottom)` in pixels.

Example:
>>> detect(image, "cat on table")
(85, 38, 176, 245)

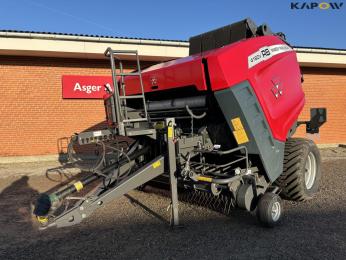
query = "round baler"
(34, 18, 326, 229)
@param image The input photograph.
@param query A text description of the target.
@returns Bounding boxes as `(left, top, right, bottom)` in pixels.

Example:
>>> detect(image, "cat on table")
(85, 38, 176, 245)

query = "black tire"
(275, 138, 321, 201)
(256, 193, 283, 227)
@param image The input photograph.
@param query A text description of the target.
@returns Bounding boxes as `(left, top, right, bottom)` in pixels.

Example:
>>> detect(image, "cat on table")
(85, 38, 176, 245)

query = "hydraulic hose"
(67, 136, 106, 173)
(185, 105, 206, 119)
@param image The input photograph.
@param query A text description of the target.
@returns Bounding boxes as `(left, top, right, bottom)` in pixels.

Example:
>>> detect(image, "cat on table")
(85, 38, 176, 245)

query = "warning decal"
(152, 160, 161, 169)
(231, 117, 249, 145)
(248, 44, 292, 68)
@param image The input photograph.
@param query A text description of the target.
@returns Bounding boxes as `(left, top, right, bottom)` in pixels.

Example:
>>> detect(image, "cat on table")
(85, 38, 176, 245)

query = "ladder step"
(109, 50, 138, 54)
(122, 108, 145, 112)
(126, 128, 156, 136)
(118, 72, 141, 76)
(123, 118, 148, 123)
(120, 95, 144, 99)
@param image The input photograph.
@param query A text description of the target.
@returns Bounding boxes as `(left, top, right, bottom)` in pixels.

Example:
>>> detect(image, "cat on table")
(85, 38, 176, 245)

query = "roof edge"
(1, 30, 346, 53)
(295, 47, 346, 55)
(0, 30, 189, 48)
(0, 30, 345, 67)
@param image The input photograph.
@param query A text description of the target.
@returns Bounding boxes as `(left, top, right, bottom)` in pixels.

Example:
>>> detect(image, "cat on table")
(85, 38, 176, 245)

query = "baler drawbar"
(34, 18, 326, 228)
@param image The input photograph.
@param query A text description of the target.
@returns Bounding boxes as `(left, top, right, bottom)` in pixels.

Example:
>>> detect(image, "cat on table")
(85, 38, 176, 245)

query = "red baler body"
(125, 35, 304, 141)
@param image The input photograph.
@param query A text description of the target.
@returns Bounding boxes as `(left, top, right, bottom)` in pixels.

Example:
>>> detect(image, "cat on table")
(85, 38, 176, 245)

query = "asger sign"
(62, 75, 113, 99)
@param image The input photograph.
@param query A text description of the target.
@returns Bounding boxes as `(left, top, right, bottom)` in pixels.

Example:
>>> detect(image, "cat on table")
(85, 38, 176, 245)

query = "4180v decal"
(248, 44, 292, 68)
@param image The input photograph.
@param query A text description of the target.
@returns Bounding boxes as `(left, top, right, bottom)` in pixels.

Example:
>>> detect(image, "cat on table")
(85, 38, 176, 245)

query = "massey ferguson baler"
(34, 18, 326, 228)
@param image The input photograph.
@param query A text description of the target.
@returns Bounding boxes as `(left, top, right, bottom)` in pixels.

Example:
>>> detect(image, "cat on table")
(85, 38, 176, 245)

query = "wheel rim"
(271, 201, 281, 222)
(304, 151, 317, 190)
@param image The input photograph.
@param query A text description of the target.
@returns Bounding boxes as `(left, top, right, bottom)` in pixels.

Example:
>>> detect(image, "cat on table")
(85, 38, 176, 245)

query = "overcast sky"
(1, 0, 345, 49)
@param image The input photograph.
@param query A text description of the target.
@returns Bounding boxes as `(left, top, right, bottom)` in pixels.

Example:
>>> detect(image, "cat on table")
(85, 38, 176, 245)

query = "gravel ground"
(0, 148, 345, 259)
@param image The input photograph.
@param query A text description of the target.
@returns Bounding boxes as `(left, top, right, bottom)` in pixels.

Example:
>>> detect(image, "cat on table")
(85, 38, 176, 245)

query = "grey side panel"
(214, 81, 284, 182)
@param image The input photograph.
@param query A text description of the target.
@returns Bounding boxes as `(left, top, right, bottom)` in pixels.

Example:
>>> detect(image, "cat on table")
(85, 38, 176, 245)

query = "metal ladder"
(104, 48, 149, 136)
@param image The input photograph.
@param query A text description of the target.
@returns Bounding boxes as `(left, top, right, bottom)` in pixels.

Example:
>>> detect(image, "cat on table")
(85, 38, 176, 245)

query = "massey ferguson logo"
(291, 2, 344, 9)
(271, 82, 283, 99)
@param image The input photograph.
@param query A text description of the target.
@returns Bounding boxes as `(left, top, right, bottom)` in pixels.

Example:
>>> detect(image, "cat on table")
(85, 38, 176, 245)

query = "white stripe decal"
(248, 44, 293, 68)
